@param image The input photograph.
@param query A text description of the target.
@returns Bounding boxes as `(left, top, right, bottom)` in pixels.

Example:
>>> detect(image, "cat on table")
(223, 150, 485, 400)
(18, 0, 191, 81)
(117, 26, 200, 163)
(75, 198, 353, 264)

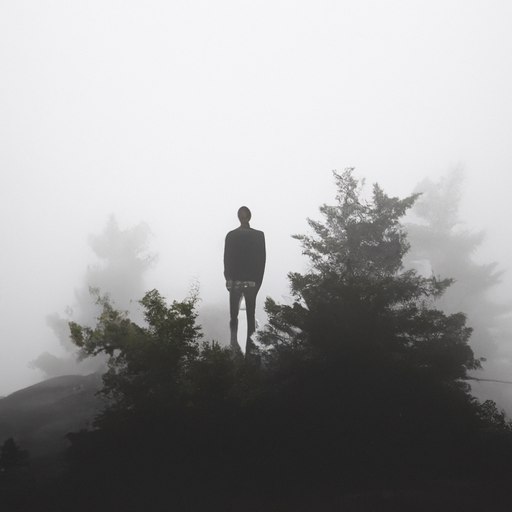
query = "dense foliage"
(260, 170, 481, 379)
(254, 170, 512, 489)
(59, 170, 512, 510)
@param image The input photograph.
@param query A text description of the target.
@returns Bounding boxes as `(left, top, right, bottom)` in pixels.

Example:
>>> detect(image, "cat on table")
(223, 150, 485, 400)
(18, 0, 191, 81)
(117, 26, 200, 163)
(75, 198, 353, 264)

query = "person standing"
(224, 206, 266, 356)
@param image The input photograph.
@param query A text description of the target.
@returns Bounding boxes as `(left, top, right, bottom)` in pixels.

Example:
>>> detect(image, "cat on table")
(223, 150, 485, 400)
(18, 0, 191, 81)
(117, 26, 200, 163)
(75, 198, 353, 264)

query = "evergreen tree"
(0, 438, 29, 492)
(404, 170, 512, 378)
(256, 169, 512, 486)
(260, 169, 481, 383)
(402, 170, 512, 418)
(0, 438, 28, 472)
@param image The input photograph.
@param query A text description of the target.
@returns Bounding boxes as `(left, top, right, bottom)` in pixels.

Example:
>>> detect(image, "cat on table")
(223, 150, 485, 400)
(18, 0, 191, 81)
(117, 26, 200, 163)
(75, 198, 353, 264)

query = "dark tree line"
(56, 170, 512, 510)
(6, 170, 512, 510)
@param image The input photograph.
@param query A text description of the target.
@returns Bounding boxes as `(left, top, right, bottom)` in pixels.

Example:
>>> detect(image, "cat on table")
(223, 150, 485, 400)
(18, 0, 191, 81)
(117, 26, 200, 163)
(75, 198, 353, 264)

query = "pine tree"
(260, 169, 481, 383)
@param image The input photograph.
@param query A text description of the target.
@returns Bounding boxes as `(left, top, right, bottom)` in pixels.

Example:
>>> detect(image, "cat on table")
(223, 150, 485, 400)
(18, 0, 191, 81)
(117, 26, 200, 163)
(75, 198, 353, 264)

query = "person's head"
(238, 206, 251, 225)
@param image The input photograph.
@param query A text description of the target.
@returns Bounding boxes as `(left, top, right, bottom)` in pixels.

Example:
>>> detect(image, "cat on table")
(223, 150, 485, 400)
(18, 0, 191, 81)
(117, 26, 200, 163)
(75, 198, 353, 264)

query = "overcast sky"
(1, 1, 511, 396)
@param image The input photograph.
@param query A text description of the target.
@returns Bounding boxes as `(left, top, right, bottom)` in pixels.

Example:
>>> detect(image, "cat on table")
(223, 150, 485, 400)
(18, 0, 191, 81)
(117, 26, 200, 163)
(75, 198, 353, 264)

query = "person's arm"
(256, 232, 266, 289)
(224, 233, 233, 289)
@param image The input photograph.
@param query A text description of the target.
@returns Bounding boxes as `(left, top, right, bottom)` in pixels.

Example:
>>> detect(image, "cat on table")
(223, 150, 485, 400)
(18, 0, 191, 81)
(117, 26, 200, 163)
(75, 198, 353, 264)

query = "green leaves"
(68, 289, 206, 415)
(139, 289, 202, 352)
(69, 291, 134, 358)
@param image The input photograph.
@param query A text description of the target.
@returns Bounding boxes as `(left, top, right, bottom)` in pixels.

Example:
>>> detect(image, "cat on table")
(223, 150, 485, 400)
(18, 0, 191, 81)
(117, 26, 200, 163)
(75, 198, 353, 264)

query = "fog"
(1, 1, 511, 400)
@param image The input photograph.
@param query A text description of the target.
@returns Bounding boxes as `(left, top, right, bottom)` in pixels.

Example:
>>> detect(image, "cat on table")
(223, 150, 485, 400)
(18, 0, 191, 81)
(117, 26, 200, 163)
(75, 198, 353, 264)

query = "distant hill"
(0, 373, 104, 458)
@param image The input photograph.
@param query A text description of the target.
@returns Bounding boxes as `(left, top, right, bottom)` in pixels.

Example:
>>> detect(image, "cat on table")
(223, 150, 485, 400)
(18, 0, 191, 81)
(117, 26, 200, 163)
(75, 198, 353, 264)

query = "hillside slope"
(0, 373, 103, 457)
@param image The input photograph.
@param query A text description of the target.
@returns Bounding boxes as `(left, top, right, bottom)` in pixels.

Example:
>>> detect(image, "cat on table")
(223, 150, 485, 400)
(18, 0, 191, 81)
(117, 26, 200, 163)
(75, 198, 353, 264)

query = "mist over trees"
(404, 169, 512, 412)
(30, 216, 156, 379)
(6, 169, 512, 510)
(29, 214, 230, 382)
(53, 169, 512, 510)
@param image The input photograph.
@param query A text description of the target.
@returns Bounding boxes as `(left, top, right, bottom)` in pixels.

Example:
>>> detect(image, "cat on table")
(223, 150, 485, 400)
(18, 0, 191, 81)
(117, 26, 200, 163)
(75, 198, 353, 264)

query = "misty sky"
(1, 1, 511, 396)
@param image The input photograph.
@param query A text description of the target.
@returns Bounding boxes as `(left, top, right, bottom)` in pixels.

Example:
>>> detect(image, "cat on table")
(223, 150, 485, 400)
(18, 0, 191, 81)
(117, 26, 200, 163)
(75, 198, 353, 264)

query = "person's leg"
(229, 288, 243, 353)
(244, 287, 258, 357)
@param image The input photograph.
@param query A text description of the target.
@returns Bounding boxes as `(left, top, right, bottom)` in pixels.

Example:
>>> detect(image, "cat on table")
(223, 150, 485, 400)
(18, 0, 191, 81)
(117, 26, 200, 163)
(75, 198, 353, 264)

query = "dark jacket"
(224, 227, 266, 289)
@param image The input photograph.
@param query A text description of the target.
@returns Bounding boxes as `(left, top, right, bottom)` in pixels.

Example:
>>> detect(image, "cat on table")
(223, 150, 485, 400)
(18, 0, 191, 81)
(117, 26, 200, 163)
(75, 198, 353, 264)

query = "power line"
(466, 377, 512, 385)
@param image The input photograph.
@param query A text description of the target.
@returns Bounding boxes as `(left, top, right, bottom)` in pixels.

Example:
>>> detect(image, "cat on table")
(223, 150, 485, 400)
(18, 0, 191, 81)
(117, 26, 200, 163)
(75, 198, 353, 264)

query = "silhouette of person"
(224, 206, 266, 356)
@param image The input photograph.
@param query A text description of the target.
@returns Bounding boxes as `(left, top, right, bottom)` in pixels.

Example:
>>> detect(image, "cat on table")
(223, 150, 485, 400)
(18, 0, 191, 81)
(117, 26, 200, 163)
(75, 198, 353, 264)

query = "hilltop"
(0, 373, 103, 459)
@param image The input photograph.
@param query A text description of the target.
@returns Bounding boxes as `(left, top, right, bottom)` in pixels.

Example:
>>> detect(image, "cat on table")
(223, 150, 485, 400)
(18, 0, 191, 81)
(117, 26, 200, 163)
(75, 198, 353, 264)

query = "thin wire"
(466, 377, 512, 385)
